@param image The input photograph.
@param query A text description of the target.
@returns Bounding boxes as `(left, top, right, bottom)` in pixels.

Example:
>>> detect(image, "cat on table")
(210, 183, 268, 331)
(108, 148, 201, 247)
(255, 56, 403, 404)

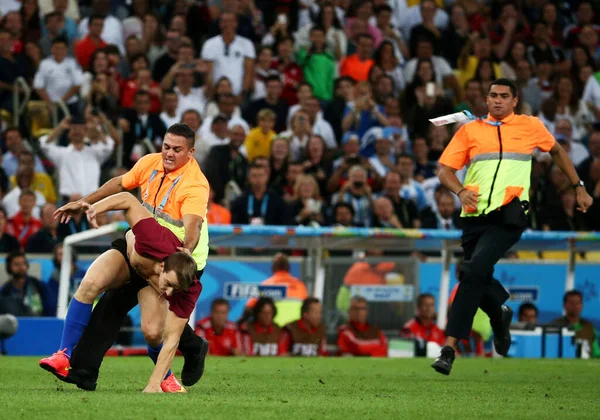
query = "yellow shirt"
(407, 0, 443, 6)
(459, 56, 503, 88)
(244, 127, 275, 162)
(10, 172, 57, 203)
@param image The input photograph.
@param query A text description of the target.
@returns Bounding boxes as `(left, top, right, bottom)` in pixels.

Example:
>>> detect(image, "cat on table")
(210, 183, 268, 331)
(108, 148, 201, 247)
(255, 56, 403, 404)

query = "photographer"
(328, 133, 370, 194)
(331, 165, 374, 227)
(342, 81, 389, 138)
(290, 174, 326, 227)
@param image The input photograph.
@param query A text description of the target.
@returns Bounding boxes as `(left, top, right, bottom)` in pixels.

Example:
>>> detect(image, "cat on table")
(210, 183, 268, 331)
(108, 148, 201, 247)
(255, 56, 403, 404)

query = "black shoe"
(181, 336, 209, 387)
(67, 367, 98, 391)
(493, 305, 513, 356)
(431, 346, 455, 376)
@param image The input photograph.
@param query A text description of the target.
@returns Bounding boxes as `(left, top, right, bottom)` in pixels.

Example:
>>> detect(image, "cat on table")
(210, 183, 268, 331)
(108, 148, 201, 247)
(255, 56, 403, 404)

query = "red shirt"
(271, 58, 303, 106)
(74, 35, 107, 70)
(195, 317, 241, 356)
(132, 217, 202, 319)
(6, 213, 41, 249)
(241, 322, 286, 356)
(120, 79, 162, 113)
(337, 321, 388, 357)
(400, 317, 445, 347)
(279, 319, 328, 356)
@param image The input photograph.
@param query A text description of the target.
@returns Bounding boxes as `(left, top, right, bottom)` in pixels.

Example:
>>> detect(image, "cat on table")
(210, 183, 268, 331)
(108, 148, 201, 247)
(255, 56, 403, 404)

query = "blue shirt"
(343, 104, 386, 140)
(2, 151, 45, 177)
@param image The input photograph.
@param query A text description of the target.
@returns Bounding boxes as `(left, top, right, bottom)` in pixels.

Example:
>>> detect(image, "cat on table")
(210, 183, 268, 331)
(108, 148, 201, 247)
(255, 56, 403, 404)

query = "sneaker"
(161, 373, 187, 393)
(181, 336, 209, 387)
(493, 305, 513, 356)
(39, 349, 71, 379)
(431, 346, 456, 376)
(67, 367, 98, 392)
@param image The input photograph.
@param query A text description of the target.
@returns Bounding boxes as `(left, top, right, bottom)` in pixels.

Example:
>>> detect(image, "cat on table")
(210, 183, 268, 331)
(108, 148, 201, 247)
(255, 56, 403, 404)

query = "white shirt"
(312, 119, 337, 149)
(39, 136, 115, 196)
(280, 129, 310, 162)
(287, 104, 324, 128)
(78, 15, 124, 53)
(582, 76, 600, 111)
(2, 187, 46, 219)
(200, 115, 249, 139)
(38, 0, 80, 21)
(403, 56, 453, 84)
(0, 0, 21, 16)
(175, 86, 207, 120)
(194, 133, 230, 167)
(33, 57, 84, 104)
(390, 0, 449, 39)
(160, 112, 180, 130)
(201, 35, 256, 95)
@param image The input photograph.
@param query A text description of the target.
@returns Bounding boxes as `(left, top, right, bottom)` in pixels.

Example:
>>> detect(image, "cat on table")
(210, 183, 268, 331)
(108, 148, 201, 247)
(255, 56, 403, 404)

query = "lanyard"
(18, 224, 30, 241)
(143, 168, 183, 212)
(248, 193, 269, 218)
(135, 121, 153, 140)
(68, 219, 87, 235)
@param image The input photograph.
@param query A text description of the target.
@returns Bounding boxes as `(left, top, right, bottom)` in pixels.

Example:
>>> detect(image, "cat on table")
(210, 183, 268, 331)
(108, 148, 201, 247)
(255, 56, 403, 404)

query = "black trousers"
(446, 216, 523, 340)
(69, 274, 202, 380)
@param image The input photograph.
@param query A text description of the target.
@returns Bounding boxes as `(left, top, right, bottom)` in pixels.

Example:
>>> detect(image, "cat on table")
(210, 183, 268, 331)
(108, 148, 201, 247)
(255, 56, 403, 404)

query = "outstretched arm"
(143, 310, 188, 392)
(84, 192, 150, 228)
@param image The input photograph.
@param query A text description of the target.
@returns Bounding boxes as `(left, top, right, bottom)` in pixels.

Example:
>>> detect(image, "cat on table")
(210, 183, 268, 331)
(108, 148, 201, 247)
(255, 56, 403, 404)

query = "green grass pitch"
(0, 357, 598, 419)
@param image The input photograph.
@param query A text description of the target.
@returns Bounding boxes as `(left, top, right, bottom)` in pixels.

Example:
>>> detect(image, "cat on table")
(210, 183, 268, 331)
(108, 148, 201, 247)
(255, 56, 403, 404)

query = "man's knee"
(142, 323, 163, 346)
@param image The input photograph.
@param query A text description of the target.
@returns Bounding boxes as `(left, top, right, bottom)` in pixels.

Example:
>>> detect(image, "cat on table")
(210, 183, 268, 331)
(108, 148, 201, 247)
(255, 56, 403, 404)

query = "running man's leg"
(138, 286, 171, 379)
(61, 250, 131, 357)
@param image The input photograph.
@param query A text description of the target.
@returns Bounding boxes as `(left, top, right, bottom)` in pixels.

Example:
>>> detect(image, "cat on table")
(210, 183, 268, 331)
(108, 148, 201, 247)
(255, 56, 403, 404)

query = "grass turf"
(0, 357, 598, 420)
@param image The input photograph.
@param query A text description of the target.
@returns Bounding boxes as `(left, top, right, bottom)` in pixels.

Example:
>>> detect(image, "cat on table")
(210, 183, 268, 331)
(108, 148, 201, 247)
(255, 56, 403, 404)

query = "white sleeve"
(89, 136, 115, 163)
(403, 60, 416, 84)
(71, 59, 84, 86)
(436, 57, 453, 78)
(33, 62, 46, 89)
(244, 39, 256, 59)
(78, 18, 88, 39)
(201, 38, 216, 61)
(316, 121, 337, 149)
(39, 135, 65, 165)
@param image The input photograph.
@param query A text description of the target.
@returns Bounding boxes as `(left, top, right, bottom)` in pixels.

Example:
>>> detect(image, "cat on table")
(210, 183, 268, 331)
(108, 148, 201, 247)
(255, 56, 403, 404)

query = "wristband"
(456, 188, 466, 197)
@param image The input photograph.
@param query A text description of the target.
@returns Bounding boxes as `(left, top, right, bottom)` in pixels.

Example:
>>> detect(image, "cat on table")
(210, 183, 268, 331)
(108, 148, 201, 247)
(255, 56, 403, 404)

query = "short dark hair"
(51, 36, 68, 46)
(397, 152, 414, 163)
(18, 150, 34, 161)
(357, 33, 374, 43)
(563, 290, 583, 304)
(265, 74, 282, 85)
(416, 293, 435, 308)
(163, 89, 177, 97)
(375, 4, 393, 14)
(134, 89, 150, 99)
(310, 25, 326, 35)
(518, 302, 538, 318)
(89, 14, 105, 26)
(488, 77, 518, 98)
(44, 11, 62, 24)
(104, 44, 121, 56)
(248, 161, 267, 172)
(19, 189, 36, 200)
(166, 123, 196, 149)
(271, 253, 290, 273)
(163, 252, 197, 292)
(333, 202, 355, 217)
(211, 298, 229, 312)
(301, 297, 320, 316)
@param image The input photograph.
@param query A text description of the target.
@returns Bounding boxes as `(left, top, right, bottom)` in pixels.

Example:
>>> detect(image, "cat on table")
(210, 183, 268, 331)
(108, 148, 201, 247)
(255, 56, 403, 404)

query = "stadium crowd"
(0, 0, 600, 355)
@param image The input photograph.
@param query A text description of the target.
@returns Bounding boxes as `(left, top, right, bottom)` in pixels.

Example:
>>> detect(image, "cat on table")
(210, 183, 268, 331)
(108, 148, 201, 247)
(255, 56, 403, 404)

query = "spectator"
(342, 81, 389, 139)
(372, 196, 402, 228)
(2, 169, 46, 218)
(196, 114, 231, 167)
(411, 137, 436, 182)
(201, 11, 256, 97)
(195, 298, 242, 356)
(140, 13, 166, 68)
(280, 297, 327, 356)
(9, 150, 56, 204)
(1, 128, 45, 177)
(301, 135, 331, 195)
(324, 76, 355, 142)
(209, 0, 258, 42)
(328, 133, 365, 193)
(302, 96, 336, 150)
(44, 243, 84, 316)
(420, 186, 462, 230)
(0, 251, 47, 316)
(0, 207, 19, 253)
(290, 174, 325, 226)
(375, 3, 408, 61)
(206, 189, 232, 226)
(24, 203, 58, 253)
(78, 0, 124, 54)
(152, 30, 180, 82)
(271, 36, 303, 106)
(409, 0, 443, 56)
(5, 190, 41, 249)
(244, 75, 289, 132)
(204, 121, 248, 205)
(367, 129, 396, 178)
(553, 118, 589, 167)
(331, 202, 356, 227)
(455, 79, 487, 117)
(267, 136, 290, 195)
(517, 303, 538, 325)
(73, 14, 106, 70)
(39, 0, 79, 44)
(546, 188, 589, 232)
(296, 26, 335, 102)
(374, 40, 406, 95)
(577, 130, 600, 193)
(0, 29, 26, 112)
(489, 2, 530, 60)
(377, 171, 420, 228)
(282, 161, 304, 201)
(244, 109, 277, 162)
(514, 59, 542, 114)
(337, 296, 388, 357)
(40, 114, 115, 199)
(441, 4, 471, 69)
(201, 93, 245, 136)
(159, 90, 179, 129)
(33, 36, 83, 115)
(332, 165, 374, 227)
(500, 40, 527, 82)
(340, 33, 375, 83)
(551, 290, 599, 357)
(396, 153, 428, 211)
(56, 193, 89, 241)
(400, 293, 445, 347)
(294, 2, 347, 62)
(118, 90, 165, 168)
(167, 65, 207, 121)
(120, 68, 162, 114)
(240, 296, 285, 356)
(251, 45, 274, 102)
(230, 162, 291, 225)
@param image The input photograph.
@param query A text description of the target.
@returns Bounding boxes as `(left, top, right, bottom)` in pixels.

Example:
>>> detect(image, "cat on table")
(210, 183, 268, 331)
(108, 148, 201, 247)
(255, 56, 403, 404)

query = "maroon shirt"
(131, 217, 202, 319)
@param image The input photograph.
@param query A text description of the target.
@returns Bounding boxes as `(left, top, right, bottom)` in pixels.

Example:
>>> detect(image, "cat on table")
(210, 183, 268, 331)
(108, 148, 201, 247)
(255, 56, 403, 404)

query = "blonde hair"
(257, 108, 276, 121)
(293, 174, 321, 200)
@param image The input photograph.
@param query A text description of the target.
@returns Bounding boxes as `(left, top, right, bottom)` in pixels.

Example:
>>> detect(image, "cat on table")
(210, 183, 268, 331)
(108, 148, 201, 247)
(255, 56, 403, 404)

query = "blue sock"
(147, 343, 171, 380)
(59, 297, 93, 357)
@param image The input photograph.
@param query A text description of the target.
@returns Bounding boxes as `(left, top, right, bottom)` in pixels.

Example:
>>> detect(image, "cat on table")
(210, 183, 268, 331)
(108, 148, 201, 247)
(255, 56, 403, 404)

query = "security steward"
(53, 123, 210, 390)
(431, 78, 593, 375)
